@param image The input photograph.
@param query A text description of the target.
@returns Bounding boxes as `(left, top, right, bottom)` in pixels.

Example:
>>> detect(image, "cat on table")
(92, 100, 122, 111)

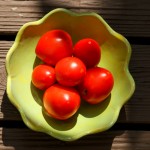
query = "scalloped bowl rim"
(6, 8, 135, 141)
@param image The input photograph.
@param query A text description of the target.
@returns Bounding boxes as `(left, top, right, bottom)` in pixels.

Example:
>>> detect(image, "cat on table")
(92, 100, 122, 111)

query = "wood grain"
(0, 0, 150, 36)
(0, 128, 150, 150)
(0, 41, 21, 120)
(122, 45, 150, 123)
(0, 41, 150, 123)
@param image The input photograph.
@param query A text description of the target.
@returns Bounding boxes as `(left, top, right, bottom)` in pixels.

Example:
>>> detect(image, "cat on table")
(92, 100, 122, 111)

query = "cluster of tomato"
(32, 29, 114, 120)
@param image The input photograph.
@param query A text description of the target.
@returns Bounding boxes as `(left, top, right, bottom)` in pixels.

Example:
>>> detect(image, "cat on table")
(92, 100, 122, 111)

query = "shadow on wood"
(1, 86, 126, 150)
(2, 127, 125, 150)
(1, 87, 126, 150)
(1, 87, 126, 149)
(1, 91, 21, 121)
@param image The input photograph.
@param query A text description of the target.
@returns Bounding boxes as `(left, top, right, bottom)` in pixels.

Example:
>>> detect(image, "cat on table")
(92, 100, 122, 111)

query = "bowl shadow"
(42, 108, 78, 131)
(30, 82, 44, 106)
(31, 80, 111, 131)
(1, 91, 125, 149)
(1, 87, 125, 149)
(79, 94, 111, 118)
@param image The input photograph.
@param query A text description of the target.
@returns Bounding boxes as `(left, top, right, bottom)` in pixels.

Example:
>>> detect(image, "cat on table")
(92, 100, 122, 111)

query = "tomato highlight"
(32, 65, 56, 90)
(43, 84, 81, 120)
(78, 67, 114, 104)
(35, 29, 73, 66)
(55, 57, 86, 86)
(73, 38, 101, 68)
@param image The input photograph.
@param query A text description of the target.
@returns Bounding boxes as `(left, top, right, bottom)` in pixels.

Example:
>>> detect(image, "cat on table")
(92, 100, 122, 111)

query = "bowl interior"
(6, 9, 135, 141)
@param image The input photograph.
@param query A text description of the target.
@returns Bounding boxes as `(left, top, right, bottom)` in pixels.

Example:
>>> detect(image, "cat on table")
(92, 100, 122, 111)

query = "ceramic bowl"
(6, 8, 135, 141)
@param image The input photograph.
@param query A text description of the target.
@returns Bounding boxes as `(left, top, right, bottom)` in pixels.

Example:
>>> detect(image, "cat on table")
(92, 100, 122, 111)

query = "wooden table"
(0, 0, 150, 149)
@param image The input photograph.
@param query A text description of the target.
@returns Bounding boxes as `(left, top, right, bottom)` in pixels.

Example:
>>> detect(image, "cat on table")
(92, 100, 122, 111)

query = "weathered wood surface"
(0, 128, 150, 150)
(0, 0, 150, 36)
(0, 0, 150, 149)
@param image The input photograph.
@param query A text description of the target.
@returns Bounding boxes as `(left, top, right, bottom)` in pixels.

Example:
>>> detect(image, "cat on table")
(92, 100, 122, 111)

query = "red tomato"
(43, 84, 81, 120)
(73, 38, 101, 68)
(32, 65, 56, 90)
(35, 30, 73, 66)
(55, 57, 86, 86)
(78, 67, 114, 104)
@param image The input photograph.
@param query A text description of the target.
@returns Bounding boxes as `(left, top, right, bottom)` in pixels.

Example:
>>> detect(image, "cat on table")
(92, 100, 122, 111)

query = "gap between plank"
(0, 120, 150, 131)
(0, 34, 150, 45)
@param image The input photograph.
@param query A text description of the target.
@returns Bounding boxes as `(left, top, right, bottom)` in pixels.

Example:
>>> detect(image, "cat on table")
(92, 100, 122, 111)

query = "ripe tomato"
(78, 67, 114, 104)
(35, 29, 73, 66)
(73, 38, 101, 68)
(55, 57, 86, 86)
(32, 65, 56, 90)
(43, 84, 81, 120)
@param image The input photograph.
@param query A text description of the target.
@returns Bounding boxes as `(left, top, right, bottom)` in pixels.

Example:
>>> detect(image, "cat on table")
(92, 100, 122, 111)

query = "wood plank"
(0, 0, 150, 36)
(0, 128, 150, 150)
(0, 41, 150, 123)
(118, 45, 150, 123)
(81, 0, 150, 9)
(0, 41, 21, 120)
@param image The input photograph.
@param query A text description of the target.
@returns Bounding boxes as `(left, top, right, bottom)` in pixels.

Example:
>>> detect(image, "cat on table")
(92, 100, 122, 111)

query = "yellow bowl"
(6, 8, 135, 141)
